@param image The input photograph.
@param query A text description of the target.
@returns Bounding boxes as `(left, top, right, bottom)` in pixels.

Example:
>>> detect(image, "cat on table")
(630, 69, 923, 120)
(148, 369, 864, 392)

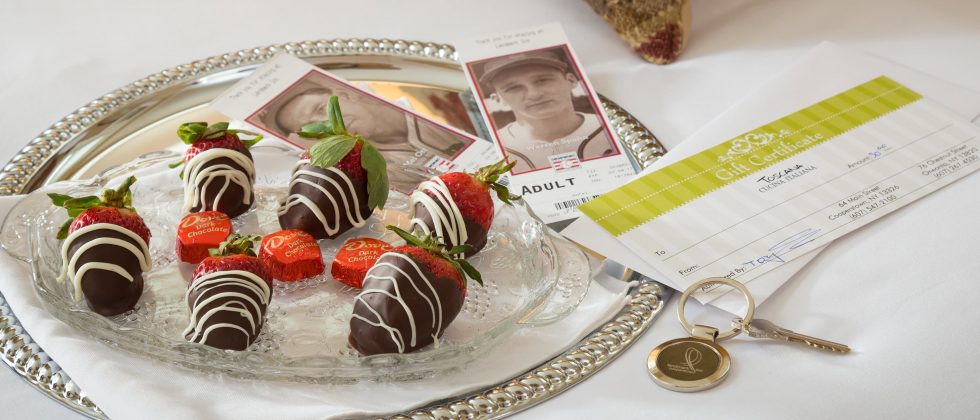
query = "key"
(733, 318, 850, 353)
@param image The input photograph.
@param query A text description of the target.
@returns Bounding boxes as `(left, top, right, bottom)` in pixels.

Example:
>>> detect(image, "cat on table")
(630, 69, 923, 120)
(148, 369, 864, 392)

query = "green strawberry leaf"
(203, 122, 230, 139)
(307, 135, 357, 169)
(56, 220, 72, 240)
(98, 176, 137, 209)
(210, 233, 261, 257)
(298, 121, 336, 139)
(328, 96, 346, 134)
(117, 176, 136, 195)
(177, 122, 208, 144)
(360, 140, 389, 211)
(474, 159, 519, 205)
(169, 160, 186, 180)
(490, 182, 521, 205)
(234, 130, 263, 148)
(387, 225, 423, 247)
(47, 193, 73, 207)
(298, 95, 349, 139)
(474, 159, 516, 184)
(63, 196, 100, 209)
(456, 259, 483, 287)
(448, 244, 474, 256)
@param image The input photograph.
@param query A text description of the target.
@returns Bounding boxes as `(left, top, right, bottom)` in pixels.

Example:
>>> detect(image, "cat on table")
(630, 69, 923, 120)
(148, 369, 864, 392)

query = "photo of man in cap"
(248, 73, 472, 191)
(475, 47, 617, 173)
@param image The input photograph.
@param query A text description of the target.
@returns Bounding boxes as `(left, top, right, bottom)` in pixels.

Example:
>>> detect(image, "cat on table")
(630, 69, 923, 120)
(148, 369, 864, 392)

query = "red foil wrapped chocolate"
(176, 211, 232, 264)
(332, 237, 392, 288)
(259, 229, 324, 282)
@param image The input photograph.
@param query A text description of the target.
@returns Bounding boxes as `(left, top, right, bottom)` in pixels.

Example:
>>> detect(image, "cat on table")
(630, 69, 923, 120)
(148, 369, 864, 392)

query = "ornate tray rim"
(0, 38, 669, 419)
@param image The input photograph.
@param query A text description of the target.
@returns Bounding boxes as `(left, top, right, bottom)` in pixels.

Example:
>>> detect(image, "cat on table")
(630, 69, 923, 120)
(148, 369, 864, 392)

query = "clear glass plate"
(0, 147, 591, 383)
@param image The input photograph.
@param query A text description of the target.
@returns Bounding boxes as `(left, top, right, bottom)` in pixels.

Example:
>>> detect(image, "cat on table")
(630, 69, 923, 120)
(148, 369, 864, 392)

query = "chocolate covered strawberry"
(184, 234, 272, 351)
(409, 159, 519, 257)
(278, 96, 389, 239)
(171, 121, 262, 218)
(49, 176, 151, 316)
(348, 226, 481, 355)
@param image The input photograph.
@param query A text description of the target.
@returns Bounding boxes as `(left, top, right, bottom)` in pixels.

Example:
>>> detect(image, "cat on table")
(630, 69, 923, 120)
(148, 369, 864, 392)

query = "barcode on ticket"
(555, 195, 600, 211)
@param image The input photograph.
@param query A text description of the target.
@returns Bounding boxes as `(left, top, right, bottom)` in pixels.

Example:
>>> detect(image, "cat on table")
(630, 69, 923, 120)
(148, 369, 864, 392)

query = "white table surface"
(2, 1, 979, 418)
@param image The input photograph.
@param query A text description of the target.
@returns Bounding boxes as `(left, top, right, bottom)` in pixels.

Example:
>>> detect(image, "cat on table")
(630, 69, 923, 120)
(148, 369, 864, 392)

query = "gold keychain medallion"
(648, 277, 755, 392)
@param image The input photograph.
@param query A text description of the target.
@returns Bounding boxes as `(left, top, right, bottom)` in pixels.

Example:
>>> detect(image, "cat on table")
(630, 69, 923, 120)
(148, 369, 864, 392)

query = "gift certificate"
(580, 76, 980, 298)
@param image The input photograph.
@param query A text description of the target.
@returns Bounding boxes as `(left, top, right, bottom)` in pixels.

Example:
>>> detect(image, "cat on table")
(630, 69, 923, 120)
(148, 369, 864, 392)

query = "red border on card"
(245, 69, 475, 160)
(465, 44, 622, 175)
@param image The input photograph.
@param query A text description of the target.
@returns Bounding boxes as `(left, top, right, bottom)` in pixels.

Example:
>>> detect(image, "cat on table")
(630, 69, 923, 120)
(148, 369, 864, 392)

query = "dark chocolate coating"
(189, 148, 254, 218)
(67, 229, 145, 316)
(411, 201, 487, 257)
(185, 272, 268, 351)
(278, 162, 372, 239)
(349, 251, 465, 355)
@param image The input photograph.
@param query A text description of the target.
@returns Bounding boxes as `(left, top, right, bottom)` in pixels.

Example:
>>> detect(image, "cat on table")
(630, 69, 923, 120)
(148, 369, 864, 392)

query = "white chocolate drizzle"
(57, 223, 151, 302)
(183, 270, 271, 346)
(277, 159, 367, 236)
(409, 177, 467, 248)
(352, 252, 444, 353)
(182, 148, 255, 212)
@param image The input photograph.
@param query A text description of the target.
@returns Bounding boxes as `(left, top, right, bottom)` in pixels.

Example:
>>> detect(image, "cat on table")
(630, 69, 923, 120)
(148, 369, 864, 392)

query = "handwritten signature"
(742, 228, 822, 269)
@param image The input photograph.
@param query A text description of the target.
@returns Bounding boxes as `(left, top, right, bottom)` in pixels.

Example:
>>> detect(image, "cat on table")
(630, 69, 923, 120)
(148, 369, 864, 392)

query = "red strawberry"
(348, 226, 482, 355)
(172, 122, 262, 164)
(386, 226, 481, 294)
(172, 122, 262, 218)
(68, 206, 151, 243)
(299, 142, 367, 180)
(186, 234, 272, 351)
(192, 234, 272, 289)
(48, 176, 150, 316)
(279, 96, 389, 239)
(399, 245, 467, 294)
(183, 133, 245, 163)
(409, 159, 519, 256)
(49, 176, 150, 242)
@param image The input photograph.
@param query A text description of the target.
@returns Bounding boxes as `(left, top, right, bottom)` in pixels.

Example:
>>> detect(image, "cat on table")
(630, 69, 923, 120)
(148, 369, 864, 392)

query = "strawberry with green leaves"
(278, 96, 389, 239)
(48, 176, 151, 316)
(172, 121, 262, 218)
(409, 159, 519, 257)
(184, 234, 272, 351)
(348, 226, 481, 355)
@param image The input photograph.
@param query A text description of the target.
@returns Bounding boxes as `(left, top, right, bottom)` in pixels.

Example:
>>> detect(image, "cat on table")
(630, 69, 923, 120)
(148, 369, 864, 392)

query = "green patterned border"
(579, 76, 922, 236)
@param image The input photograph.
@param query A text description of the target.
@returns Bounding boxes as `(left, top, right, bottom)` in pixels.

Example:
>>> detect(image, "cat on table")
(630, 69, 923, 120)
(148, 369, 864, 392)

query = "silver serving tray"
(0, 39, 670, 419)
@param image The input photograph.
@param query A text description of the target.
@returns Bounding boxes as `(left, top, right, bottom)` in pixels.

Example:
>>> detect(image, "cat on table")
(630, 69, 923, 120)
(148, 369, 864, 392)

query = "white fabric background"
(1, 0, 979, 418)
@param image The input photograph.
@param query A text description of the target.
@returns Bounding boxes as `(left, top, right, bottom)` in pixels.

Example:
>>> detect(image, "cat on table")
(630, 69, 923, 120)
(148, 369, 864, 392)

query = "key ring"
(677, 277, 756, 341)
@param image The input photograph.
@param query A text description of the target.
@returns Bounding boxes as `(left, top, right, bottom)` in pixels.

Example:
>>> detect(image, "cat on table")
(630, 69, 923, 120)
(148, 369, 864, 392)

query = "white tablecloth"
(2, 0, 979, 418)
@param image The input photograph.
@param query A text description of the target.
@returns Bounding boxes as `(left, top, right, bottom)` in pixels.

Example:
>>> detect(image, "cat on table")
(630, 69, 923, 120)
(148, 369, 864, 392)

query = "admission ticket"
(580, 76, 980, 298)
(455, 23, 636, 224)
(212, 54, 500, 193)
